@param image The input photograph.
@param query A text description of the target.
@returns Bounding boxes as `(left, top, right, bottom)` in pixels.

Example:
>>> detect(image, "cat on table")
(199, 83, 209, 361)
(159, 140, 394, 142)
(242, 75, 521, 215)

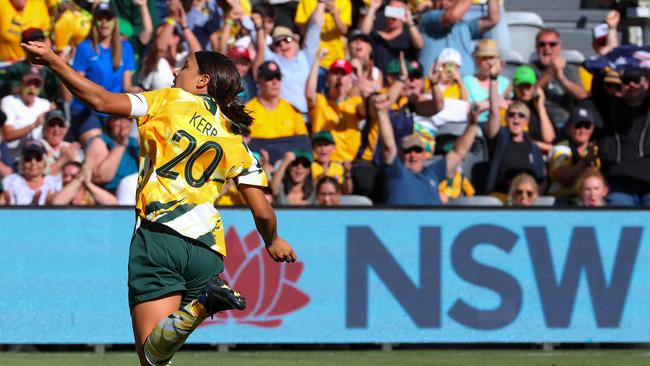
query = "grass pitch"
(0, 349, 648, 366)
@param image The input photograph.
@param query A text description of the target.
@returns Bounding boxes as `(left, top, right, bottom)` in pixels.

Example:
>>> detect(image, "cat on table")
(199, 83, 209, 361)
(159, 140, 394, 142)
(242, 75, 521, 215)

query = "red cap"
(329, 59, 352, 75)
(228, 45, 251, 61)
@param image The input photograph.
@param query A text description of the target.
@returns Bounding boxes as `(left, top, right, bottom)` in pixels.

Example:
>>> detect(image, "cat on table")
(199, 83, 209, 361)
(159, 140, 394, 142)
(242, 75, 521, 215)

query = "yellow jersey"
(52, 7, 91, 52)
(133, 88, 267, 256)
(311, 160, 346, 184)
(310, 93, 363, 162)
(0, 0, 51, 61)
(295, 0, 351, 69)
(246, 97, 308, 139)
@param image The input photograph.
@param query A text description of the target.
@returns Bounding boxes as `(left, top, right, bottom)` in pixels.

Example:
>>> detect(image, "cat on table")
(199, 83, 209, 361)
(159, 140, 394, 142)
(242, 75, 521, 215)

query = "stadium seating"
(533, 196, 557, 206)
(448, 195, 503, 206)
(339, 194, 373, 206)
(506, 11, 544, 63)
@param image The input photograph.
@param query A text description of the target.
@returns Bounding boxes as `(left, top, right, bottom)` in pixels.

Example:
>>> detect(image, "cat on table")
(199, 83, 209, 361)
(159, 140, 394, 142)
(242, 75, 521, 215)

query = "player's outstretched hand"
(266, 237, 297, 263)
(21, 41, 58, 66)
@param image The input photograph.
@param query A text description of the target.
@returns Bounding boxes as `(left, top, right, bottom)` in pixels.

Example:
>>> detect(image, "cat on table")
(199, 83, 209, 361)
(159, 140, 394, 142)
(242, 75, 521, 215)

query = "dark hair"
(195, 51, 253, 135)
(316, 176, 341, 194)
(252, 3, 274, 19)
(282, 165, 314, 201)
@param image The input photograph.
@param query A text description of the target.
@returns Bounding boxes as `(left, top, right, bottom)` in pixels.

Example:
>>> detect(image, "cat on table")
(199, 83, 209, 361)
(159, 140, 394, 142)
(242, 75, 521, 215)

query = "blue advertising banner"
(0, 209, 647, 344)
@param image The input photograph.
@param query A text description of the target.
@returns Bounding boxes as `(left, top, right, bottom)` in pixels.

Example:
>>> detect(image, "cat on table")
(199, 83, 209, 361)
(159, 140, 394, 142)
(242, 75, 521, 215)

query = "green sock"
(143, 300, 208, 366)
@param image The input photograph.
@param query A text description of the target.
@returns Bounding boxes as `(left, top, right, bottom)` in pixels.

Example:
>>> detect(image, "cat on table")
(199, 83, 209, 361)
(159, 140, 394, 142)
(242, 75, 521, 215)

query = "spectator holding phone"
(360, 0, 423, 78)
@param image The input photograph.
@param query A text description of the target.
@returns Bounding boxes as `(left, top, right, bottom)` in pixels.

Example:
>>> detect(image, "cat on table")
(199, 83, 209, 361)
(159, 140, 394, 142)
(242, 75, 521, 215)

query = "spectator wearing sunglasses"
(1, 71, 53, 162)
(252, 2, 325, 116)
(246, 61, 309, 139)
(531, 28, 589, 130)
(2, 141, 62, 206)
(372, 91, 478, 206)
(38, 110, 84, 176)
(507, 173, 539, 207)
(485, 97, 545, 201)
(547, 104, 601, 202)
(271, 149, 316, 205)
(594, 66, 650, 206)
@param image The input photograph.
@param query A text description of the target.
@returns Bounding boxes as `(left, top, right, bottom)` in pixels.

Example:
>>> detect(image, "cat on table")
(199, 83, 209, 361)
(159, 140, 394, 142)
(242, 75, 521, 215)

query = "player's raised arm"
(239, 184, 297, 263)
(21, 41, 132, 117)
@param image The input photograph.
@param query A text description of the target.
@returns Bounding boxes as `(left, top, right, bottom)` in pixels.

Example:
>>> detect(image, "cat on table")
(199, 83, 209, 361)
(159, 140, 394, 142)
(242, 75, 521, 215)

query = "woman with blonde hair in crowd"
(507, 172, 539, 207)
(576, 168, 608, 207)
(68, 2, 140, 144)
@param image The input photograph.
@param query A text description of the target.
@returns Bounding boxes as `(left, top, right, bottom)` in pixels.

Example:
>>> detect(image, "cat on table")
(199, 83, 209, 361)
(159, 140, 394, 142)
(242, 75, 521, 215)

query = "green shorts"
(128, 219, 224, 311)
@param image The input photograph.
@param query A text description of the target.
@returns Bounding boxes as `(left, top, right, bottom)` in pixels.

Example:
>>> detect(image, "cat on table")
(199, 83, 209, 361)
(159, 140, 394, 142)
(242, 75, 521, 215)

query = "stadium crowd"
(0, 0, 648, 207)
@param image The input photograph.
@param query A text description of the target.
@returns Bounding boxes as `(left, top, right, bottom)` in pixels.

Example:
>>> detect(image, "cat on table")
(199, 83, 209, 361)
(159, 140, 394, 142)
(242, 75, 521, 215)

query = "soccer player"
(21, 42, 297, 366)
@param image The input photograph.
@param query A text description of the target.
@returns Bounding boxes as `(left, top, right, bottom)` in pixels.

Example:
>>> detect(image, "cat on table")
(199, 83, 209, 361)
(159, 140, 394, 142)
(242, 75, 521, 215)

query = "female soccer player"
(22, 42, 297, 366)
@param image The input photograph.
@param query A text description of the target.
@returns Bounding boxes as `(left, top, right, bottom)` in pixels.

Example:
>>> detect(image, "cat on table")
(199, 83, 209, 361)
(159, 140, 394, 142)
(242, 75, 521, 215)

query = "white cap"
(593, 23, 609, 40)
(438, 48, 462, 66)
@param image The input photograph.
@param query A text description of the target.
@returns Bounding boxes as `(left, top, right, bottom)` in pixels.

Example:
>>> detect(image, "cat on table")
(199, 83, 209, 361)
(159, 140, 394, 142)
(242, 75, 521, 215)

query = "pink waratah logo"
(201, 227, 309, 328)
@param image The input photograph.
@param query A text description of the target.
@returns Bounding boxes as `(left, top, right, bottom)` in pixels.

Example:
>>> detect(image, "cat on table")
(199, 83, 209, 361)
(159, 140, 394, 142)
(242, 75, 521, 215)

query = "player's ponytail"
(195, 51, 253, 136)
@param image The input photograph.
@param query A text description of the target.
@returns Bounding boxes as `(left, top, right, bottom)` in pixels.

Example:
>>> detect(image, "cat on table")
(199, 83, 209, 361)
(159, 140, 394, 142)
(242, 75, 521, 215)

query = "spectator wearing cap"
(271, 149, 316, 205)
(253, 2, 325, 115)
(0, 28, 63, 104)
(295, 0, 351, 80)
(0, 111, 13, 179)
(47, 160, 117, 206)
(531, 28, 589, 129)
(485, 99, 545, 200)
(246, 61, 309, 139)
(360, 0, 423, 79)
(2, 141, 62, 206)
(593, 66, 650, 206)
(38, 110, 84, 176)
(372, 91, 478, 205)
(0, 0, 51, 62)
(463, 39, 510, 124)
(508, 65, 555, 153)
(348, 29, 383, 93)
(358, 56, 443, 163)
(140, 1, 201, 91)
(547, 104, 601, 201)
(85, 116, 139, 194)
(435, 47, 467, 100)
(418, 0, 500, 77)
(307, 53, 364, 163)
(310, 130, 353, 193)
(70, 2, 140, 144)
(228, 45, 256, 103)
(315, 176, 342, 206)
(576, 168, 608, 207)
(602, 68, 623, 98)
(1, 71, 53, 162)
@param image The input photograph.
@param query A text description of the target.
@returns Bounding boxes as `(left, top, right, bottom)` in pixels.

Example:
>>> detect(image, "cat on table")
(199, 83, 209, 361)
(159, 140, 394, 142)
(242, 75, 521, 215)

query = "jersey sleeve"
(129, 88, 175, 125)
(234, 144, 268, 187)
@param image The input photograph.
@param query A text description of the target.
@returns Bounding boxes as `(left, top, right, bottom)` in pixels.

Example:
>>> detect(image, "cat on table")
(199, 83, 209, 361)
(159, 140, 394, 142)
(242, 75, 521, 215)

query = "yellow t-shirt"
(311, 93, 363, 162)
(311, 161, 346, 184)
(295, 0, 351, 69)
(440, 83, 462, 99)
(0, 0, 51, 61)
(52, 7, 91, 52)
(134, 88, 267, 256)
(246, 97, 309, 139)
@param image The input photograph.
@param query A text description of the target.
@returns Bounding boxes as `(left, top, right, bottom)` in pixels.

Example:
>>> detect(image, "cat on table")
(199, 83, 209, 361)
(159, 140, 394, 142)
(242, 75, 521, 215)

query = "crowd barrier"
(0, 208, 647, 344)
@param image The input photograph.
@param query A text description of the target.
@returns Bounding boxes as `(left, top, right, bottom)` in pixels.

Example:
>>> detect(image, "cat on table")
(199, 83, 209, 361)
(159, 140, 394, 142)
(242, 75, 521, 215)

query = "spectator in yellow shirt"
(311, 130, 353, 193)
(0, 0, 51, 62)
(306, 53, 365, 163)
(245, 60, 309, 139)
(295, 0, 351, 91)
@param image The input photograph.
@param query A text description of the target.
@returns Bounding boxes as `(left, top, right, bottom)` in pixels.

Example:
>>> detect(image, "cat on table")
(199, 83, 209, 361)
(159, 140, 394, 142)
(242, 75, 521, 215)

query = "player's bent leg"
(131, 293, 182, 366)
